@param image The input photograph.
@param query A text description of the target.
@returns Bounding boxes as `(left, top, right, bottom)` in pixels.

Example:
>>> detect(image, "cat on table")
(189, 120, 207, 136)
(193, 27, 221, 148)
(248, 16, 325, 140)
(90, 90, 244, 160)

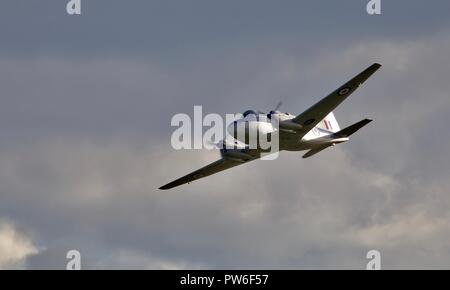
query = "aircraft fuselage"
(228, 114, 349, 152)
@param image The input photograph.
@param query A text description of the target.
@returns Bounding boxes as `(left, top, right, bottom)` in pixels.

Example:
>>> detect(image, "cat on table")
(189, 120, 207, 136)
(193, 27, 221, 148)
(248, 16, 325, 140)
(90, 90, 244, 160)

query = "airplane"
(159, 63, 381, 190)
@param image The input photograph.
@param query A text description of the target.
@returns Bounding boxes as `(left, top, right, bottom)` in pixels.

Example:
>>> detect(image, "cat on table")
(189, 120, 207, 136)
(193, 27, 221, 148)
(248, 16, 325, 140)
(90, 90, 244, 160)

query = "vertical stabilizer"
(316, 112, 340, 132)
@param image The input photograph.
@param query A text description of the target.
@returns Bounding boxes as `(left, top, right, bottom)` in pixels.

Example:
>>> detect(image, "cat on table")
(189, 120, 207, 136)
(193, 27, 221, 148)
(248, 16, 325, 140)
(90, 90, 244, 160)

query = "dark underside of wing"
(292, 63, 381, 137)
(159, 158, 248, 190)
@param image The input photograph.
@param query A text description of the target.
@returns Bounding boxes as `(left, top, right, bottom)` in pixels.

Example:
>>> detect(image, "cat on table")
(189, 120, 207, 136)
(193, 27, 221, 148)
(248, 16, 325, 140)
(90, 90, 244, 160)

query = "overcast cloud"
(1, 1, 450, 269)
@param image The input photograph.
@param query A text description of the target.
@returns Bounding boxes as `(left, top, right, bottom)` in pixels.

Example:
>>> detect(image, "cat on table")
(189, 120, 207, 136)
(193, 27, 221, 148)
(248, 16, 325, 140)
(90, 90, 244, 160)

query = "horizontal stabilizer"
(302, 144, 332, 158)
(302, 119, 372, 158)
(334, 119, 372, 137)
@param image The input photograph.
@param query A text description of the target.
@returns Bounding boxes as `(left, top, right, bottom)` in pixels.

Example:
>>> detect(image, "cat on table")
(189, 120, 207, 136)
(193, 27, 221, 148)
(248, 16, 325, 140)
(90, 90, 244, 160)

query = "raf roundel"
(338, 87, 351, 96)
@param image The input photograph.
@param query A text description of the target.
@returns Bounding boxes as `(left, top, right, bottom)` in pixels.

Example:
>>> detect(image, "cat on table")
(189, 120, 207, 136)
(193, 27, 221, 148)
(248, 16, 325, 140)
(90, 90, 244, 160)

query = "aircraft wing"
(159, 158, 253, 190)
(292, 63, 381, 136)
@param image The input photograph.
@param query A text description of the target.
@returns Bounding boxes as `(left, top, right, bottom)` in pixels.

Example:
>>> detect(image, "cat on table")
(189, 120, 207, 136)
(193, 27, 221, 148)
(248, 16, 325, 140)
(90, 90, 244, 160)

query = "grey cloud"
(1, 1, 449, 57)
(1, 1, 450, 269)
(0, 220, 39, 269)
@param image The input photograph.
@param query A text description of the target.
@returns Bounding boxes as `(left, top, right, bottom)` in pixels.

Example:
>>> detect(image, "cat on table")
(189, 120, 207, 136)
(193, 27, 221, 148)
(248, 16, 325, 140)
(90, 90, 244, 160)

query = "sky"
(1, 0, 450, 269)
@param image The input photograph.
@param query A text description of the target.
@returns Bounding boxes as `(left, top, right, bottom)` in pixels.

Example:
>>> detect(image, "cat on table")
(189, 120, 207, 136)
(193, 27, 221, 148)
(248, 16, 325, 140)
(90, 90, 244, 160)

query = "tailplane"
(302, 118, 372, 159)
(334, 119, 372, 137)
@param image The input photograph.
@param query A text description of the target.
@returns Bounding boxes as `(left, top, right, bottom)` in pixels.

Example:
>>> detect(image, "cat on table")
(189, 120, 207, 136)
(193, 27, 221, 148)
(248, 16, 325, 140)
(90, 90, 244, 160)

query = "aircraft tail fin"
(316, 112, 340, 132)
(334, 119, 372, 137)
(302, 118, 372, 159)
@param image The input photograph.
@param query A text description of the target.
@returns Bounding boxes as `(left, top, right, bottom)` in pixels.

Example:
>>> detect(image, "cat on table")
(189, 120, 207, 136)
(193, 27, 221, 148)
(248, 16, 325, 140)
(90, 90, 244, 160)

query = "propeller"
(205, 139, 224, 149)
(266, 101, 283, 119)
(274, 101, 283, 111)
(256, 101, 283, 116)
(205, 139, 246, 150)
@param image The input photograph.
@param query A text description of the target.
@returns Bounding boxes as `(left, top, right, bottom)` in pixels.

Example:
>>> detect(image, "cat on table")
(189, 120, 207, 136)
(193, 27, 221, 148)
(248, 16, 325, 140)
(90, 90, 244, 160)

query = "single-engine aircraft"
(159, 63, 381, 190)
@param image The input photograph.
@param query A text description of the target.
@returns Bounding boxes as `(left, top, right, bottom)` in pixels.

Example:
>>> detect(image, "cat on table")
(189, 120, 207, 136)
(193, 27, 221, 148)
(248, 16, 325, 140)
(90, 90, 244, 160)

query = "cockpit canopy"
(243, 110, 257, 117)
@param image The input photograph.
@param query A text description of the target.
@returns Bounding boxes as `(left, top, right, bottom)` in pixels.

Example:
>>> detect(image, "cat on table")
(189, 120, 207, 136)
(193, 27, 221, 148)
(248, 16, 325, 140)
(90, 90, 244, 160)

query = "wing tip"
(370, 63, 382, 72)
(158, 183, 174, 190)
